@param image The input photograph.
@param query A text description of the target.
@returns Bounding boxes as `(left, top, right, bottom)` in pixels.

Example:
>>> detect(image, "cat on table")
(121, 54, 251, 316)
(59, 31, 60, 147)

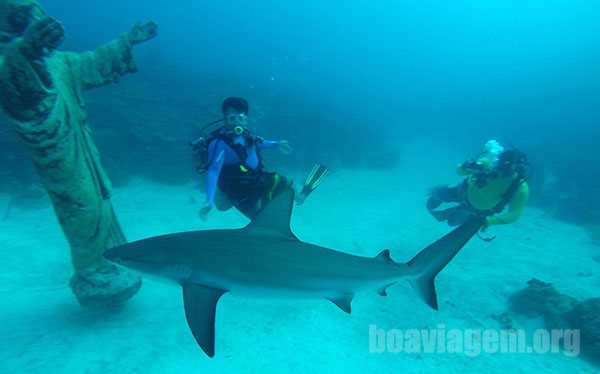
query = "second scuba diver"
(426, 140, 530, 230)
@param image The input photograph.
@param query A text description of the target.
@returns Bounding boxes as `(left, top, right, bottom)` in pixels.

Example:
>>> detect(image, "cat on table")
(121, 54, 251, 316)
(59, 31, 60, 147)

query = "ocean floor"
(1, 151, 598, 373)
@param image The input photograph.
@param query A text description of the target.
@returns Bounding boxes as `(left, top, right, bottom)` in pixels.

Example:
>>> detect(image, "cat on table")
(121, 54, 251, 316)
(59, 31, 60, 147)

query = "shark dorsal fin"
(182, 283, 226, 357)
(244, 187, 297, 239)
(374, 249, 395, 264)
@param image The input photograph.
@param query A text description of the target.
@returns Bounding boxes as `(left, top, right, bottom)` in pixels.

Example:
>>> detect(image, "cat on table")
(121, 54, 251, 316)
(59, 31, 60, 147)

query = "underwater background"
(1, 0, 599, 372)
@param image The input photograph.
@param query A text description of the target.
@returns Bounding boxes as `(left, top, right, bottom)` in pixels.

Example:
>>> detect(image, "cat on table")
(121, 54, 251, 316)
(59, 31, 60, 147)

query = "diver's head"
(495, 149, 527, 177)
(484, 140, 504, 156)
(0, 0, 45, 39)
(221, 97, 249, 133)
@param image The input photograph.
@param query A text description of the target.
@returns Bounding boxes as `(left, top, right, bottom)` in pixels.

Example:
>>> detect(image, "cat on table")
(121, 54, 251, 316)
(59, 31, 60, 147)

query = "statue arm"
(73, 33, 137, 91)
(74, 20, 158, 91)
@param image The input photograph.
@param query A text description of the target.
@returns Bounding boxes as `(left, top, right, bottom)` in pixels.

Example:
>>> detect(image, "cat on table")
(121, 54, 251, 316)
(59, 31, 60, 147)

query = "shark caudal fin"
(407, 218, 484, 310)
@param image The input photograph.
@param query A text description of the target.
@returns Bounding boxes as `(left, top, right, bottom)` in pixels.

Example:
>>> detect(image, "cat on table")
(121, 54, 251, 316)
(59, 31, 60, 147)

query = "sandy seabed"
(1, 143, 598, 373)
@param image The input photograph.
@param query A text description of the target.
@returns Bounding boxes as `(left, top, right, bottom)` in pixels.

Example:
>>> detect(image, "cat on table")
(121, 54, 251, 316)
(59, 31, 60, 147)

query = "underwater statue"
(0, 0, 158, 307)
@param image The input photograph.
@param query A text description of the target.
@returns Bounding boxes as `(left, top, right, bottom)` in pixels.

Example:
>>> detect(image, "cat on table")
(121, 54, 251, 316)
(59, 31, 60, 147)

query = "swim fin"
(298, 164, 329, 205)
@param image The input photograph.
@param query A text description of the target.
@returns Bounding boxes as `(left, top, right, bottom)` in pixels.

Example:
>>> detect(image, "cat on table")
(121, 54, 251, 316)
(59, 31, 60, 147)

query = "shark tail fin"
(407, 218, 484, 310)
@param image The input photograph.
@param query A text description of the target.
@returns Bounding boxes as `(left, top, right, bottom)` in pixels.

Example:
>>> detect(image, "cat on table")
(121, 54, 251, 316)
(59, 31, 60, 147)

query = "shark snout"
(103, 247, 121, 264)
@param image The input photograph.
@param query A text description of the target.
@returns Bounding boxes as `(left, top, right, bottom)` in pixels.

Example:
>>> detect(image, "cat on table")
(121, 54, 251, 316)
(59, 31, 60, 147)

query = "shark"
(104, 189, 483, 357)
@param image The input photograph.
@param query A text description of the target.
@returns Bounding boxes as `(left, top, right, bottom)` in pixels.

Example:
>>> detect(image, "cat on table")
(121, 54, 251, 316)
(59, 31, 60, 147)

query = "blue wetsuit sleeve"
(205, 143, 225, 207)
(258, 139, 278, 150)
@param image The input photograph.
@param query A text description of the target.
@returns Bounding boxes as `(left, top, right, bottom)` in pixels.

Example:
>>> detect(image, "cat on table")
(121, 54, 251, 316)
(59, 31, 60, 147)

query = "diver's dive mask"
(225, 113, 247, 126)
(224, 112, 248, 136)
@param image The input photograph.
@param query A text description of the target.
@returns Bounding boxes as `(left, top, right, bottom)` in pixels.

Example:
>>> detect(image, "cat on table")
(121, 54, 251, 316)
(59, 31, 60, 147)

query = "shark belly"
(183, 260, 402, 300)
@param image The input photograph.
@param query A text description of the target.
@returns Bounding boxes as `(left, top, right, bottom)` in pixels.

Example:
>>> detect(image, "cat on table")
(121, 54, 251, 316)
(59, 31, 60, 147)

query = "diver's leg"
(427, 183, 465, 210)
(213, 189, 233, 211)
(236, 196, 261, 219)
(426, 194, 444, 211)
(447, 205, 473, 226)
(430, 207, 456, 222)
(427, 185, 450, 210)
(247, 173, 293, 219)
(225, 176, 266, 219)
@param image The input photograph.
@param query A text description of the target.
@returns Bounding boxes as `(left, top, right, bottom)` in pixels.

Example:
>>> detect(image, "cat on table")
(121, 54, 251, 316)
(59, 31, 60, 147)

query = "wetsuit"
(204, 128, 291, 219)
(459, 165, 529, 225)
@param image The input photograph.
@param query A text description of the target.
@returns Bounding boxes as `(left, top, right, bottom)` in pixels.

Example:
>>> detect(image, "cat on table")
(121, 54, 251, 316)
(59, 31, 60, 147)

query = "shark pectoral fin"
(408, 277, 438, 310)
(327, 294, 354, 314)
(244, 187, 297, 239)
(182, 283, 226, 358)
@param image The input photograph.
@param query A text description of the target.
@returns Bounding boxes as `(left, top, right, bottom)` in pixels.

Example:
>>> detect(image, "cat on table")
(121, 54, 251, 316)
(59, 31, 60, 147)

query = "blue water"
(45, 0, 600, 139)
(1, 0, 599, 372)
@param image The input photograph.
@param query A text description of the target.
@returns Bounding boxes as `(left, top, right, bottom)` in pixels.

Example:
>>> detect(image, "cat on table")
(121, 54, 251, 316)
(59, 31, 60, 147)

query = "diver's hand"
(20, 16, 64, 59)
(277, 140, 293, 155)
(199, 202, 212, 221)
(128, 20, 158, 45)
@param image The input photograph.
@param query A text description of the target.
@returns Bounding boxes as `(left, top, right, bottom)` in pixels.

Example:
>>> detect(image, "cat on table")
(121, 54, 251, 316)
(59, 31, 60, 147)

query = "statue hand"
(21, 16, 64, 59)
(128, 20, 158, 45)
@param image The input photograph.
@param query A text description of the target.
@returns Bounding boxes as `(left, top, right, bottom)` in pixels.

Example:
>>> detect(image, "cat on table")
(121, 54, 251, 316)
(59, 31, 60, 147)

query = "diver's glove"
(20, 16, 64, 59)
(199, 202, 212, 221)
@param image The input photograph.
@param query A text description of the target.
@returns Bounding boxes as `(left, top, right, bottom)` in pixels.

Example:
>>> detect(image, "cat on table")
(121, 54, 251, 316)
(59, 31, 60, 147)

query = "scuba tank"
(189, 119, 224, 174)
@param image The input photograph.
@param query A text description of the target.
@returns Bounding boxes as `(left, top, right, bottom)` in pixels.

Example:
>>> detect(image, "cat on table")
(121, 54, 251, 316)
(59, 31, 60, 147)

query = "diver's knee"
(214, 191, 233, 211)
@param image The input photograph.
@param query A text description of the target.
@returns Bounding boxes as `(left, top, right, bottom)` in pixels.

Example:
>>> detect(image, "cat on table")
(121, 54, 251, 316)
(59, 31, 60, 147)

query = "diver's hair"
(221, 97, 249, 115)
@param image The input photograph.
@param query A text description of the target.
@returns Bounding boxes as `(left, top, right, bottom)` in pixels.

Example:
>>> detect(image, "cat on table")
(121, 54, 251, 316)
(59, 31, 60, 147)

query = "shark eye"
(115, 257, 122, 265)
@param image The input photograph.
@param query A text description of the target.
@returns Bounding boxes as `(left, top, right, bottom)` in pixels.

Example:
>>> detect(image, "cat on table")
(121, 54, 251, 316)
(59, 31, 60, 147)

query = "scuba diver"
(191, 97, 329, 220)
(426, 140, 530, 232)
